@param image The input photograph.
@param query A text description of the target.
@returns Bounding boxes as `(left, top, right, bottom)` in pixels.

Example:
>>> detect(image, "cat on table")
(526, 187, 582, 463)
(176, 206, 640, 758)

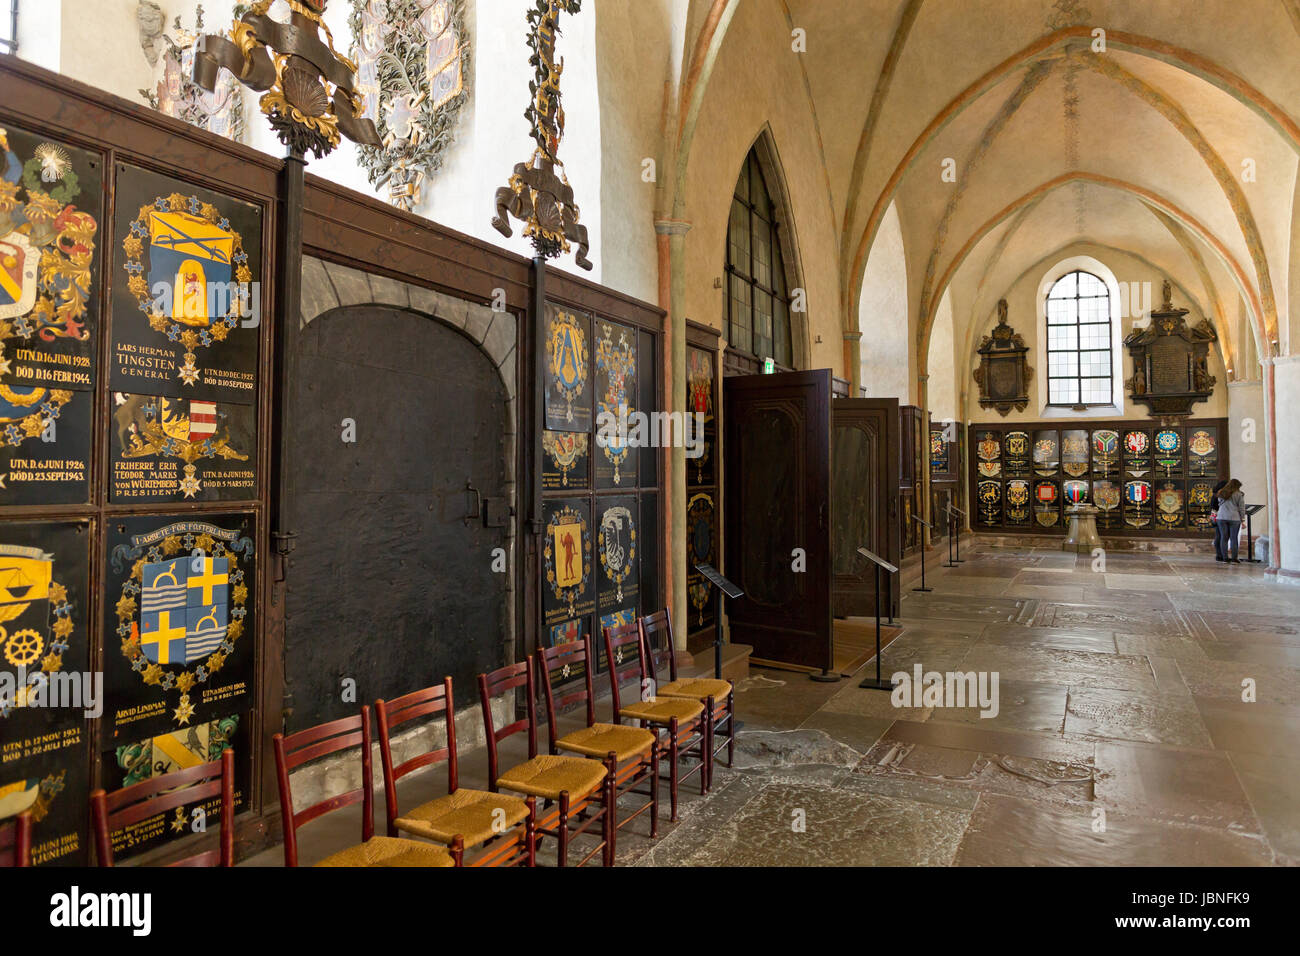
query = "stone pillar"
(656, 219, 691, 649)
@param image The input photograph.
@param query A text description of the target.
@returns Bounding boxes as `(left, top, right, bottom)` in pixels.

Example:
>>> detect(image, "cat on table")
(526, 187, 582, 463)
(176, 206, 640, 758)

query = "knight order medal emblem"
(547, 310, 588, 424)
(0, 544, 76, 719)
(543, 505, 590, 618)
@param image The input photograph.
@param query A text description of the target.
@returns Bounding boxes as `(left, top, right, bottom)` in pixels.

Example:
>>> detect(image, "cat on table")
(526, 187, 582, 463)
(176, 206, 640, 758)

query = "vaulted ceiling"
(680, 0, 1300, 374)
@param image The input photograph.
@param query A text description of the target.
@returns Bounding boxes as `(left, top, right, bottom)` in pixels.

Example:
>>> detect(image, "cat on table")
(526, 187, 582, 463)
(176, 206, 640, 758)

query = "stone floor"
(246, 543, 1300, 867)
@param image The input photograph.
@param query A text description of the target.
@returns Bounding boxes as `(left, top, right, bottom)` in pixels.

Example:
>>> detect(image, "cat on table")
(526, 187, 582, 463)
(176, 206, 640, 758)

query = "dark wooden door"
(723, 369, 832, 671)
(283, 305, 511, 729)
(831, 398, 900, 618)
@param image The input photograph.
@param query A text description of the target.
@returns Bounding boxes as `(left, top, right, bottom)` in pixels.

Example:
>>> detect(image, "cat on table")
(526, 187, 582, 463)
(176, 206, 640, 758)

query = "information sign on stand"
(693, 562, 743, 679)
(856, 547, 899, 692)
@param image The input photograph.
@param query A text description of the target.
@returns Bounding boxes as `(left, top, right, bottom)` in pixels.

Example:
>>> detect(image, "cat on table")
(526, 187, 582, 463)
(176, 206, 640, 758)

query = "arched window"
(725, 150, 793, 367)
(1046, 269, 1112, 406)
(0, 1, 18, 55)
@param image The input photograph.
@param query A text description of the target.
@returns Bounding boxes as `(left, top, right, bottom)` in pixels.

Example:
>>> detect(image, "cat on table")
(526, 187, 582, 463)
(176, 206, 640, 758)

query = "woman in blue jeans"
(1214, 478, 1245, 564)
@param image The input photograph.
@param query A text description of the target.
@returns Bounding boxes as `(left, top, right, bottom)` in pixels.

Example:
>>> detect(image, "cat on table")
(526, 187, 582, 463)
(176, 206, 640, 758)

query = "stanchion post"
(912, 514, 933, 592)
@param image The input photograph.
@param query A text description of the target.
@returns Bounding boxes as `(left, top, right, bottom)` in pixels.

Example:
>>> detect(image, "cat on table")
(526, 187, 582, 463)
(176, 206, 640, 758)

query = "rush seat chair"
(91, 748, 235, 867)
(603, 620, 707, 822)
(538, 635, 659, 861)
(376, 677, 535, 867)
(0, 811, 32, 867)
(640, 608, 735, 790)
(273, 706, 458, 867)
(478, 658, 612, 867)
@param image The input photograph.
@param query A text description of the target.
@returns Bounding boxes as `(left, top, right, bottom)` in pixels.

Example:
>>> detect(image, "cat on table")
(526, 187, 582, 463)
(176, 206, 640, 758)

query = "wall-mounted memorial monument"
(1124, 280, 1217, 415)
(973, 299, 1031, 416)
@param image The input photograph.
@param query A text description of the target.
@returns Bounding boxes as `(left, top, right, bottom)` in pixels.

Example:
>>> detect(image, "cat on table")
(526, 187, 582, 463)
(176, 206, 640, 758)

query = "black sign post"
(912, 514, 933, 592)
(693, 563, 743, 679)
(1243, 504, 1266, 563)
(856, 547, 899, 692)
(950, 505, 966, 564)
(944, 505, 963, 567)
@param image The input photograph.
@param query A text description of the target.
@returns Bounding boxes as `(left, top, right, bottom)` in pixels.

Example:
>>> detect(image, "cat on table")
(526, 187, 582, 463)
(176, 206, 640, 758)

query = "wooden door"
(723, 369, 832, 671)
(831, 398, 900, 617)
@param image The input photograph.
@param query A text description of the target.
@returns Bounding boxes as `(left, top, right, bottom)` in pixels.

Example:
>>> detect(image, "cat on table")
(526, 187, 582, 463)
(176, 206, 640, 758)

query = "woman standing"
(1211, 477, 1229, 562)
(1215, 478, 1246, 564)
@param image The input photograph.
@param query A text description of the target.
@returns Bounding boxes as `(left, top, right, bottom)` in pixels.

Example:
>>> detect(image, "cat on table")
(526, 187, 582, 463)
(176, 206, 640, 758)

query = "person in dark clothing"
(1211, 477, 1229, 561)
(1215, 478, 1245, 564)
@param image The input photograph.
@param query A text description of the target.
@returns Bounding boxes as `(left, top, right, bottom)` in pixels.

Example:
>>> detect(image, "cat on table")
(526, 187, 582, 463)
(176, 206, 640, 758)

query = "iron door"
(723, 368, 832, 671)
(831, 398, 900, 618)
(283, 304, 512, 729)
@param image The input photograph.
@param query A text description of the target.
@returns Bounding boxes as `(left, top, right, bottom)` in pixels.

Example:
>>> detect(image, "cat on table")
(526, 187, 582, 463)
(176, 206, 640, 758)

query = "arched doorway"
(283, 303, 513, 729)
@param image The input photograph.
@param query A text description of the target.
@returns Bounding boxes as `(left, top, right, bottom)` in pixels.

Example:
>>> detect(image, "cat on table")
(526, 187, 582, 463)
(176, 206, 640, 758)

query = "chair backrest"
(376, 677, 456, 835)
(273, 708, 374, 867)
(90, 748, 235, 867)
(478, 658, 537, 793)
(603, 619, 648, 723)
(537, 635, 597, 753)
(639, 608, 678, 685)
(0, 811, 32, 868)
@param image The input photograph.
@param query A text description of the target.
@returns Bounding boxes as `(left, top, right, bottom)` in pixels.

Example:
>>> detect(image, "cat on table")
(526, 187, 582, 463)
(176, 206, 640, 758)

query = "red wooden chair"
(478, 658, 611, 866)
(90, 749, 235, 867)
(0, 811, 32, 867)
(538, 635, 659, 862)
(273, 706, 458, 867)
(376, 677, 535, 867)
(604, 619, 707, 821)
(640, 608, 735, 789)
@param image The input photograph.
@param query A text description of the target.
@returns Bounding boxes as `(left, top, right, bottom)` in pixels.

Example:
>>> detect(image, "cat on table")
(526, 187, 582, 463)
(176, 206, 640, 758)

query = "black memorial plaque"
(102, 711, 248, 861)
(0, 519, 92, 866)
(593, 317, 637, 489)
(1093, 479, 1121, 531)
(977, 479, 1002, 526)
(0, 125, 102, 393)
(1033, 479, 1060, 528)
(687, 345, 715, 488)
(1124, 479, 1153, 529)
(1003, 430, 1031, 479)
(1033, 430, 1059, 477)
(1187, 479, 1215, 532)
(0, 392, 91, 505)
(1187, 426, 1218, 478)
(1153, 428, 1183, 479)
(1123, 428, 1151, 477)
(1154, 479, 1185, 530)
(103, 513, 256, 742)
(1061, 429, 1089, 478)
(541, 430, 589, 490)
(541, 498, 594, 628)
(686, 492, 716, 632)
(110, 163, 261, 405)
(975, 429, 1001, 478)
(542, 302, 591, 433)
(1091, 429, 1119, 478)
(595, 496, 638, 618)
(109, 392, 256, 502)
(1005, 478, 1031, 526)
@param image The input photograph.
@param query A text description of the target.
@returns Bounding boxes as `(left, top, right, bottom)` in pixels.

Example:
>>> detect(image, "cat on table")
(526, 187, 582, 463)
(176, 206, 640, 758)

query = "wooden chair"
(273, 706, 458, 867)
(0, 811, 32, 867)
(640, 608, 735, 789)
(90, 749, 235, 867)
(376, 677, 535, 867)
(478, 658, 611, 867)
(538, 635, 659, 862)
(603, 619, 707, 821)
